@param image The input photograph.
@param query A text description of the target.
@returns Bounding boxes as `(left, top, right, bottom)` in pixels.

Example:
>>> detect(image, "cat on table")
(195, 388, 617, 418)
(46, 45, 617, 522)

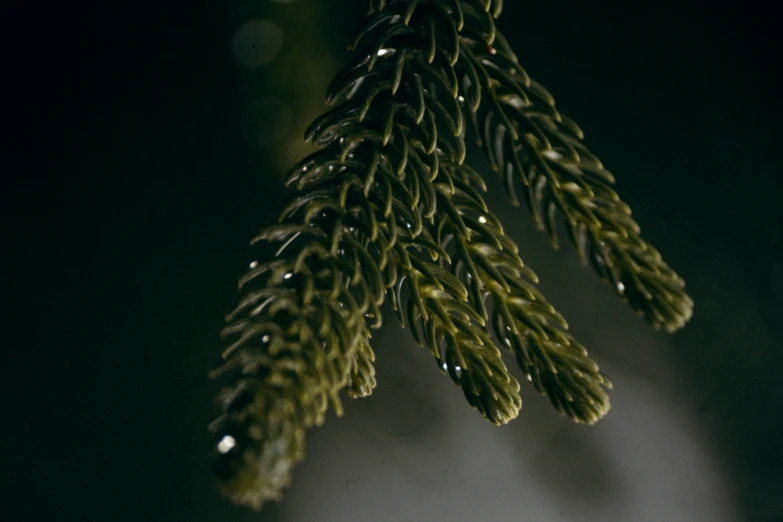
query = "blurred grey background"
(8, 0, 781, 520)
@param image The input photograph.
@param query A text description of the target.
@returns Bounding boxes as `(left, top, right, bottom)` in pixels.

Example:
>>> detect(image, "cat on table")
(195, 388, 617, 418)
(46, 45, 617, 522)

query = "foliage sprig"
(210, 0, 692, 510)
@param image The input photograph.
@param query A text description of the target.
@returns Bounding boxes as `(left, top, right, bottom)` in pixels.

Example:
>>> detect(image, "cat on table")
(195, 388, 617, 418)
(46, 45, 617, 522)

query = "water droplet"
(217, 435, 236, 454)
(458, 95, 465, 102)
(617, 282, 625, 293)
(261, 334, 270, 343)
(478, 215, 487, 224)
(377, 48, 393, 57)
(232, 19, 284, 68)
(507, 95, 526, 109)
(249, 261, 258, 269)
(542, 149, 564, 161)
(284, 272, 293, 279)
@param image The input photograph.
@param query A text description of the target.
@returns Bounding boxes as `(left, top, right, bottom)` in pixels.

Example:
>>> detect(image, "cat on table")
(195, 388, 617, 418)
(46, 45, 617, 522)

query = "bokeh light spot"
(232, 19, 284, 68)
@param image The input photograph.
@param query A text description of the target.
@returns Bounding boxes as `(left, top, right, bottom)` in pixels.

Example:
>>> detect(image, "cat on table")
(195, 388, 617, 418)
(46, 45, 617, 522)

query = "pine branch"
(210, 0, 691, 510)
(432, 160, 611, 423)
(456, 26, 694, 332)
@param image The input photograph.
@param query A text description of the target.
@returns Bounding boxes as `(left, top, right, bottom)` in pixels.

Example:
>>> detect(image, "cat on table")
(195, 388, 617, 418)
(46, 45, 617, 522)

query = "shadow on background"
(9, 0, 780, 520)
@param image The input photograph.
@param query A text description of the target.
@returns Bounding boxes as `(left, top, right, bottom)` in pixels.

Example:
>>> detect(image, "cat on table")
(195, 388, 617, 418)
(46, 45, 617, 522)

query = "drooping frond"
(211, 0, 691, 510)
(456, 27, 693, 332)
(432, 160, 611, 423)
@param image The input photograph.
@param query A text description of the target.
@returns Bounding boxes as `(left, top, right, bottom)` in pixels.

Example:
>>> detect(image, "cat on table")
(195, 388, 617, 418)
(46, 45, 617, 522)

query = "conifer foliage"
(209, 0, 693, 510)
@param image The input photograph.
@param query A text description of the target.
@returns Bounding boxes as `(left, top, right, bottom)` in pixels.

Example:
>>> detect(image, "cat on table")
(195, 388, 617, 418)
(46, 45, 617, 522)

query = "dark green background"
(9, 0, 781, 520)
